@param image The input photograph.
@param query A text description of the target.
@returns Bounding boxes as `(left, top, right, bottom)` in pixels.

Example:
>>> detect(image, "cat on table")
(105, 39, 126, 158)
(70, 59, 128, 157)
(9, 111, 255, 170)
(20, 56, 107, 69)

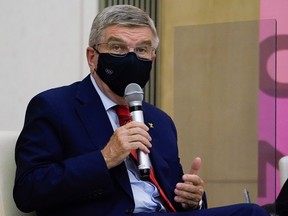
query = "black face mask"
(95, 52, 152, 97)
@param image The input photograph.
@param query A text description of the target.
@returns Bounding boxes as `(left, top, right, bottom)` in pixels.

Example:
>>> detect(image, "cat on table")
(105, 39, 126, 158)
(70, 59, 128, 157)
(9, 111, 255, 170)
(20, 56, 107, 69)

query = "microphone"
(124, 83, 150, 179)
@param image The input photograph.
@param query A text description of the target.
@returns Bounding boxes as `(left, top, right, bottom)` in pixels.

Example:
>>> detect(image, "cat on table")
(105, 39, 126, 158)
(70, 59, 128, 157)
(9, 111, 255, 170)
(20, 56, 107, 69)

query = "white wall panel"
(0, 0, 98, 130)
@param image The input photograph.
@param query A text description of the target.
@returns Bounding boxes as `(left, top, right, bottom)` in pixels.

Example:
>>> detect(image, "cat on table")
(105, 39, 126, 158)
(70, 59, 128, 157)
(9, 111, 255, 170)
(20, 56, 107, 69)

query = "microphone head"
(124, 83, 144, 104)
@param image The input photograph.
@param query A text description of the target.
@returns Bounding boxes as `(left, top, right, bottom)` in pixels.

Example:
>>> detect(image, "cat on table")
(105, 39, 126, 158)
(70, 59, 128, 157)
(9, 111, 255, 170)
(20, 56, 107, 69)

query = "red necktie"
(113, 105, 176, 212)
(113, 105, 131, 126)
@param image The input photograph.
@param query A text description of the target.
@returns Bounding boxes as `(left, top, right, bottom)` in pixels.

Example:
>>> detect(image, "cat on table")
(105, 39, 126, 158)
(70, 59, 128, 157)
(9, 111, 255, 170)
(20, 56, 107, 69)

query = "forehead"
(101, 25, 154, 44)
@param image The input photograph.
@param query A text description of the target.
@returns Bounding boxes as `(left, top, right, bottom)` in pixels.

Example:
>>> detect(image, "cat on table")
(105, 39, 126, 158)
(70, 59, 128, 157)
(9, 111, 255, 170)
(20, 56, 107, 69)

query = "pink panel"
(259, 0, 288, 205)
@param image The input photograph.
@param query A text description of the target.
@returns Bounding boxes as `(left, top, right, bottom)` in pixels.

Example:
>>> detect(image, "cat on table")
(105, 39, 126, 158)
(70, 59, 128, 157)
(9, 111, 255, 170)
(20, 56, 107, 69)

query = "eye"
(135, 46, 149, 54)
(108, 43, 127, 54)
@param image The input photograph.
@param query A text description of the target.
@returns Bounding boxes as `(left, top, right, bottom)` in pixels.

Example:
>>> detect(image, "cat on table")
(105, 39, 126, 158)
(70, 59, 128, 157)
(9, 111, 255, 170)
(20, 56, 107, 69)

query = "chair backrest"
(0, 131, 35, 216)
(279, 155, 288, 189)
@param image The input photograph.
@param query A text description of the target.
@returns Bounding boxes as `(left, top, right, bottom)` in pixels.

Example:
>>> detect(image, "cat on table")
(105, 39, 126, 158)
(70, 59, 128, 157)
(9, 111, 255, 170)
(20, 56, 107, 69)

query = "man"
(13, 5, 270, 216)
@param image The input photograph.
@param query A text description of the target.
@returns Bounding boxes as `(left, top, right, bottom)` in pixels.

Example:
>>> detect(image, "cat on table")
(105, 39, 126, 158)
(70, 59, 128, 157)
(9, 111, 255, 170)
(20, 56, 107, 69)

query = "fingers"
(101, 121, 152, 169)
(190, 157, 201, 175)
(177, 175, 204, 193)
(124, 120, 150, 131)
(174, 178, 204, 209)
(183, 174, 204, 186)
(118, 121, 152, 151)
(174, 172, 205, 210)
(174, 184, 202, 209)
(174, 196, 200, 209)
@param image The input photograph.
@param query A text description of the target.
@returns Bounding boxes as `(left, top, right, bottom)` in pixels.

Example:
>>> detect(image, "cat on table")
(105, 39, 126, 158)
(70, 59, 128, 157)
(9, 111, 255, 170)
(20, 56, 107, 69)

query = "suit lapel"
(142, 104, 174, 202)
(75, 77, 112, 150)
(142, 104, 170, 177)
(74, 75, 134, 200)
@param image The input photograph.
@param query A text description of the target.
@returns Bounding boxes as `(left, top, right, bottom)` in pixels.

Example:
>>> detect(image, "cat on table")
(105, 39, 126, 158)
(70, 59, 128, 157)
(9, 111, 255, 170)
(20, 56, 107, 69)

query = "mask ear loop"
(92, 45, 101, 54)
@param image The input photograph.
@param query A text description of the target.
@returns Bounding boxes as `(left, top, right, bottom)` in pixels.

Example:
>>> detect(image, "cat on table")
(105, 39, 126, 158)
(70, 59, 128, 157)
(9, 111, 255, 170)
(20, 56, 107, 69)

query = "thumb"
(190, 157, 201, 175)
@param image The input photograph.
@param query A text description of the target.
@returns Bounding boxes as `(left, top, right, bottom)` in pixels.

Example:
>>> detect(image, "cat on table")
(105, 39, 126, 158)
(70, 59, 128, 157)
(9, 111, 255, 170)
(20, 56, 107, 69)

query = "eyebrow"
(106, 36, 152, 46)
(106, 36, 124, 43)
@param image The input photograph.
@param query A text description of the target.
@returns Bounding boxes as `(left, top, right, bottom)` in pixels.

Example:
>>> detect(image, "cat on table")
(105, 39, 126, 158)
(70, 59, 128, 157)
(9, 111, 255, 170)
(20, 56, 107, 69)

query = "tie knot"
(113, 105, 131, 126)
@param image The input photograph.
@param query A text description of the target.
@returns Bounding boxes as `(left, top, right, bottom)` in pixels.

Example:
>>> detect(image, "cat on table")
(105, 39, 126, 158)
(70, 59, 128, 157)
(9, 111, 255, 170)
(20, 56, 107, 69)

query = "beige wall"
(159, 0, 259, 115)
(158, 0, 260, 207)
(174, 21, 260, 206)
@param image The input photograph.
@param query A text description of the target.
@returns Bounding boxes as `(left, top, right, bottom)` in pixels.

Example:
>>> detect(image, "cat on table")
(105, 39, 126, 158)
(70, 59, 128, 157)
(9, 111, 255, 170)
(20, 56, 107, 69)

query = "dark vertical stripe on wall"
(99, 0, 159, 105)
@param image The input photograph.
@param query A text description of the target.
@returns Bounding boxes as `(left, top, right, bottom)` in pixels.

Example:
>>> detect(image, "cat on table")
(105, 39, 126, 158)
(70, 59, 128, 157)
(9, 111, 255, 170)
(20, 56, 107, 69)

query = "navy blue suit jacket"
(13, 75, 204, 216)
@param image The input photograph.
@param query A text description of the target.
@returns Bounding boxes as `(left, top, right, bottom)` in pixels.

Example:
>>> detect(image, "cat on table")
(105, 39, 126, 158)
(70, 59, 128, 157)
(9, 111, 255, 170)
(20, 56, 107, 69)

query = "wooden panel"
(159, 0, 259, 116)
(206, 182, 257, 206)
(174, 21, 259, 207)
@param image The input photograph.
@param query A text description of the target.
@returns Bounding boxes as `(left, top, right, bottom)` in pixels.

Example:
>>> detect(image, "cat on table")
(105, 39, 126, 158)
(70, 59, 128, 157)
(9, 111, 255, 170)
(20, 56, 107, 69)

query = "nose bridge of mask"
(127, 52, 138, 63)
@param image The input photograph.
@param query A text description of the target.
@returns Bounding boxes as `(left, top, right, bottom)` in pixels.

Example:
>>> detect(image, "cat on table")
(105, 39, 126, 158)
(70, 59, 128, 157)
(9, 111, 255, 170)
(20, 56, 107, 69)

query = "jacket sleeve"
(13, 93, 114, 212)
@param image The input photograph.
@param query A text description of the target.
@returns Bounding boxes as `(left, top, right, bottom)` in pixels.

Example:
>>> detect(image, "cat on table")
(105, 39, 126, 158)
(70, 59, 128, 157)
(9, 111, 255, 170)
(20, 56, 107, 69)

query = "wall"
(159, 0, 261, 207)
(174, 20, 261, 206)
(158, 0, 260, 116)
(259, 0, 288, 205)
(0, 0, 98, 131)
(159, 0, 288, 207)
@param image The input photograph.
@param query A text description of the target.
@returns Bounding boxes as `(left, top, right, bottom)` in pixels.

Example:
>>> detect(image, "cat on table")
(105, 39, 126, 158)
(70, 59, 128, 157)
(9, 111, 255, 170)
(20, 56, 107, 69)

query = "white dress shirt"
(90, 75, 166, 213)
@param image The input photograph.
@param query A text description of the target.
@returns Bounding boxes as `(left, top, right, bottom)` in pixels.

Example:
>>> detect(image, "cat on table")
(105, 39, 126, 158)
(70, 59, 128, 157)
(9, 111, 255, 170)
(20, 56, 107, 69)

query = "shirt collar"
(90, 74, 116, 111)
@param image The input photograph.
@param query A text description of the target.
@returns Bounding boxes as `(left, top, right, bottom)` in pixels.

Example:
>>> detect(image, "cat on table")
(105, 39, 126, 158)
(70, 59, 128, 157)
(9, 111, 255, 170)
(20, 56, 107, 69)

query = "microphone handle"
(129, 106, 150, 179)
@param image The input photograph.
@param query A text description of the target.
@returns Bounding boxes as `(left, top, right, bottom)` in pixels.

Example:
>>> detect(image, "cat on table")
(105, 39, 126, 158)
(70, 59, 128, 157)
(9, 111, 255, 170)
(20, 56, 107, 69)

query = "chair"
(279, 155, 288, 189)
(0, 131, 35, 216)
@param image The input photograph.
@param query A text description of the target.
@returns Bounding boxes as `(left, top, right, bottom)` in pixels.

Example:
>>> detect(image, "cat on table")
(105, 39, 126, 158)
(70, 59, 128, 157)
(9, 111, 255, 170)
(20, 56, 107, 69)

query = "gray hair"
(88, 5, 159, 48)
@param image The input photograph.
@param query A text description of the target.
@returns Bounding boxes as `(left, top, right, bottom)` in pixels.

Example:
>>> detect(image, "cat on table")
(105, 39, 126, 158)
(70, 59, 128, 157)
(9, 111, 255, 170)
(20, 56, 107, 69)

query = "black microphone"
(124, 83, 150, 179)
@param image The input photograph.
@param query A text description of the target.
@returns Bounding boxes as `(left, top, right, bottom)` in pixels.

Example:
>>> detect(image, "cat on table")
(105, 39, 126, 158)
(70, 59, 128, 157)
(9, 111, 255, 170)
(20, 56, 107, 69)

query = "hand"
(174, 157, 204, 209)
(101, 121, 152, 169)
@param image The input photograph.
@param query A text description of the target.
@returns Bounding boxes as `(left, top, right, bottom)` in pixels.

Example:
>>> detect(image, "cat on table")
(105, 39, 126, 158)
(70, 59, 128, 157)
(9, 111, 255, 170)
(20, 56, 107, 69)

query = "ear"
(151, 53, 157, 61)
(86, 47, 97, 69)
